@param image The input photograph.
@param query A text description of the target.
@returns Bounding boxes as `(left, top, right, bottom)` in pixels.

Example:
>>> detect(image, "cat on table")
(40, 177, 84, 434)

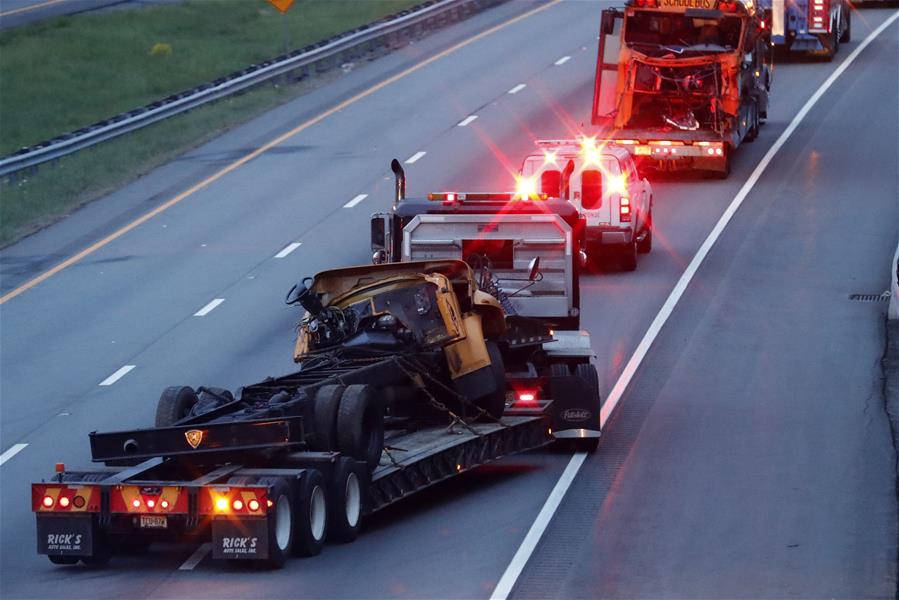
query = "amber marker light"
(215, 497, 229, 512)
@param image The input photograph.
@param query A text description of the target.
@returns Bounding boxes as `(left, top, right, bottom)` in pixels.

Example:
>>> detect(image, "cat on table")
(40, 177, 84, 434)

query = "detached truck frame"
(593, 0, 772, 177)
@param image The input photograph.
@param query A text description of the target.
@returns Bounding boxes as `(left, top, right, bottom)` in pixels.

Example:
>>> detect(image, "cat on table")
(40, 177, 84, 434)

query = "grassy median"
(0, 0, 420, 245)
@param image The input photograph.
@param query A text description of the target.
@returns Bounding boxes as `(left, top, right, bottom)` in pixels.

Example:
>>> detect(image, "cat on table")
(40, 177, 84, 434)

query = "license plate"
(635, 146, 651, 156)
(140, 515, 167, 529)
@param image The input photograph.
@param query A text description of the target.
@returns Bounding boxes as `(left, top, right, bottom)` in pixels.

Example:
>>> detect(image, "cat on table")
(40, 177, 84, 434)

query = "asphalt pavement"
(1, 1, 897, 598)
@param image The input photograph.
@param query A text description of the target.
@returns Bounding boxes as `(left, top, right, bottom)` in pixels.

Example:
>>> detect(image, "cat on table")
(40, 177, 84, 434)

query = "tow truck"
(758, 0, 850, 60)
(518, 139, 653, 271)
(32, 179, 601, 568)
(592, 0, 772, 176)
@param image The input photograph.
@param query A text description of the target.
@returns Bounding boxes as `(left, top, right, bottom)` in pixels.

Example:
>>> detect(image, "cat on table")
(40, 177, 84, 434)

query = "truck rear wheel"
(256, 477, 295, 567)
(327, 457, 366, 543)
(574, 363, 601, 454)
(337, 385, 384, 471)
(840, 6, 851, 43)
(312, 385, 344, 451)
(155, 386, 198, 427)
(636, 206, 653, 254)
(289, 471, 328, 557)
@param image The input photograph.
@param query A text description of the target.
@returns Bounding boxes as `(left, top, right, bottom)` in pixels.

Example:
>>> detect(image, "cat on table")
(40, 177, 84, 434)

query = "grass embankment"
(0, 0, 420, 245)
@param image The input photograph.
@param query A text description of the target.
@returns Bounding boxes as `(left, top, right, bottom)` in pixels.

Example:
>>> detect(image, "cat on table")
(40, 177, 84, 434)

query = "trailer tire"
(48, 555, 79, 565)
(549, 363, 571, 378)
(337, 385, 384, 470)
(290, 471, 328, 557)
(255, 477, 295, 567)
(475, 342, 507, 420)
(312, 385, 344, 451)
(327, 458, 366, 543)
(155, 386, 198, 427)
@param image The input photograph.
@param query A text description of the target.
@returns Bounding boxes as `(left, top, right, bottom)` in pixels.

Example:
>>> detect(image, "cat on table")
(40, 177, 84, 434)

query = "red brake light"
(160, 500, 170, 510)
(131, 499, 141, 509)
(58, 496, 71, 508)
(146, 499, 156, 509)
(232, 499, 244, 511)
(248, 499, 260, 512)
(42, 496, 54, 508)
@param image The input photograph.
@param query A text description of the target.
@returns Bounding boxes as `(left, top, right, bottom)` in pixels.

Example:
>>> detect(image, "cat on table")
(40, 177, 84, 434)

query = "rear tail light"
(32, 484, 100, 513)
(201, 487, 268, 516)
(620, 197, 631, 222)
(635, 0, 658, 6)
(808, 0, 830, 33)
(518, 392, 536, 402)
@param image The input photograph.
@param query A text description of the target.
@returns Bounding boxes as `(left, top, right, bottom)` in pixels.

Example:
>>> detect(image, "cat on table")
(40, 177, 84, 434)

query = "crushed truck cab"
(593, 0, 772, 176)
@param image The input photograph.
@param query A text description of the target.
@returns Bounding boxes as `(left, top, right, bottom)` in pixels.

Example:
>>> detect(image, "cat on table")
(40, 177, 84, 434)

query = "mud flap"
(211, 518, 269, 560)
(36, 514, 93, 556)
(549, 375, 601, 438)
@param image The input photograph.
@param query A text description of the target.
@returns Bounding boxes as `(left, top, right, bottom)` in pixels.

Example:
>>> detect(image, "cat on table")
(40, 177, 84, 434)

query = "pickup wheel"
(255, 477, 296, 566)
(337, 385, 384, 471)
(312, 385, 344, 451)
(327, 457, 366, 543)
(620, 240, 638, 272)
(155, 386, 198, 427)
(636, 206, 653, 254)
(475, 342, 507, 420)
(288, 471, 328, 557)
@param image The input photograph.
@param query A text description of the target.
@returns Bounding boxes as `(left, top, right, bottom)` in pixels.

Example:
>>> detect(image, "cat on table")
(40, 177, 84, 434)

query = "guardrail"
(0, 0, 505, 178)
(890, 242, 899, 320)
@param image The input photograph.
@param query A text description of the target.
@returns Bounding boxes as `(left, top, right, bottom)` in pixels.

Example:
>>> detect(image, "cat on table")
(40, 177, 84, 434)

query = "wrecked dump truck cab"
(593, 0, 772, 176)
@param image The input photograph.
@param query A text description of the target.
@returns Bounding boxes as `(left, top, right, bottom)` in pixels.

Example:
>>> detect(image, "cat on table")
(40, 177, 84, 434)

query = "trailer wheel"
(337, 385, 384, 470)
(290, 470, 328, 557)
(745, 104, 759, 142)
(255, 477, 294, 567)
(574, 363, 601, 454)
(549, 363, 571, 378)
(155, 386, 198, 427)
(48, 555, 79, 565)
(312, 385, 344, 451)
(475, 342, 507, 420)
(327, 457, 367, 543)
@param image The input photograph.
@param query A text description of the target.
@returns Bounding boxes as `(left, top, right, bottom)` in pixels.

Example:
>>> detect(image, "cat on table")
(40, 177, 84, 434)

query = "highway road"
(1, 1, 897, 597)
(0, 0, 180, 29)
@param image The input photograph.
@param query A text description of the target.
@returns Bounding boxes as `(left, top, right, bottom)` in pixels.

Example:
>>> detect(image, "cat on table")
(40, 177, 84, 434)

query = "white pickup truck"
(519, 139, 653, 271)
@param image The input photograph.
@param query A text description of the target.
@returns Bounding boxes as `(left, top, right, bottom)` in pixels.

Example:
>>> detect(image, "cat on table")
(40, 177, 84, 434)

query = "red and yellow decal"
(32, 484, 99, 513)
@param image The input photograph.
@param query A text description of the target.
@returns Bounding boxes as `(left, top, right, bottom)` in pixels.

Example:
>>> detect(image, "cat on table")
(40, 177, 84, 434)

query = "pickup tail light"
(620, 197, 632, 222)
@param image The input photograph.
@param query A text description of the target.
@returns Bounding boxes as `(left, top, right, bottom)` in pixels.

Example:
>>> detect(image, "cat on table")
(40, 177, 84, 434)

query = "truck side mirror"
(601, 9, 616, 35)
(528, 257, 542, 281)
(371, 216, 386, 249)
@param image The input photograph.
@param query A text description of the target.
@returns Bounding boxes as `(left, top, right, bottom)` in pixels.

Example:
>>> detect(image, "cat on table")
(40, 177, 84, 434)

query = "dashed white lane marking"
(343, 193, 369, 208)
(99, 365, 135, 386)
(405, 151, 427, 164)
(458, 115, 478, 127)
(489, 13, 899, 599)
(194, 298, 225, 317)
(179, 543, 211, 571)
(274, 242, 302, 258)
(554, 55, 571, 65)
(507, 83, 527, 94)
(0, 444, 28, 466)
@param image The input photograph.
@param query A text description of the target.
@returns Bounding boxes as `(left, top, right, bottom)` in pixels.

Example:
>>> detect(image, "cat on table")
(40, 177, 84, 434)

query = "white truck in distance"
(519, 139, 653, 271)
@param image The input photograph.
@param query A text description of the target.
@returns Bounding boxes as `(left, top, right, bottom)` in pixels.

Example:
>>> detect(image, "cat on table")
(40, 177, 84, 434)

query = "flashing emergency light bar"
(427, 192, 549, 203)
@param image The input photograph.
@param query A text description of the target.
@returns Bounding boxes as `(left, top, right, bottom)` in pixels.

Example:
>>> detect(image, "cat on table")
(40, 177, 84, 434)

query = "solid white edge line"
(554, 55, 571, 65)
(343, 193, 369, 208)
(458, 115, 479, 127)
(405, 151, 427, 164)
(489, 13, 899, 599)
(489, 452, 586, 600)
(0, 443, 28, 466)
(194, 298, 225, 317)
(507, 83, 526, 94)
(178, 542, 211, 570)
(274, 242, 302, 258)
(99, 365, 135, 386)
